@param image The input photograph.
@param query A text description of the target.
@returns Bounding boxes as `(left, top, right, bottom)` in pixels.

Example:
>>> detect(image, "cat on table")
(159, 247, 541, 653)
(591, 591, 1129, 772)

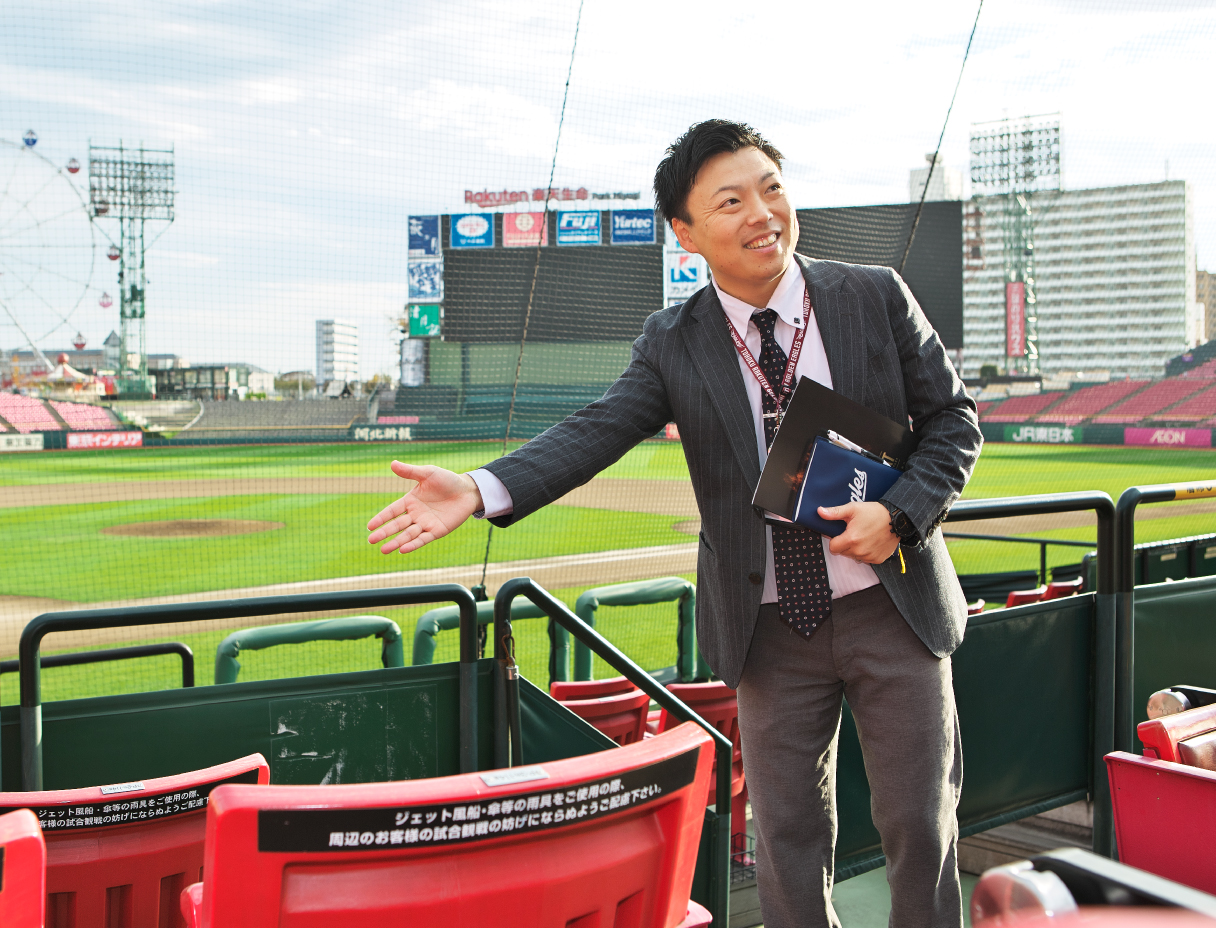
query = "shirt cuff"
(467, 469, 514, 519)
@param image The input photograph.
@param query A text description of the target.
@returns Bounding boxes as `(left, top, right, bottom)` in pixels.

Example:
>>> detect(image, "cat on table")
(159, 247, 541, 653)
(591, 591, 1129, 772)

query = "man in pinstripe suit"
(369, 120, 982, 928)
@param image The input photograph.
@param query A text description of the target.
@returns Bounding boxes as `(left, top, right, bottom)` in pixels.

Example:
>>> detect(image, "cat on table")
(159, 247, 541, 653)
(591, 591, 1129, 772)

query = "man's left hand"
(818, 501, 900, 565)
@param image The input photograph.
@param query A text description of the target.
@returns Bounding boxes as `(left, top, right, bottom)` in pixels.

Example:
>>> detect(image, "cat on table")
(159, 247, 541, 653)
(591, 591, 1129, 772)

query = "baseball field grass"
(1, 438, 1213, 704)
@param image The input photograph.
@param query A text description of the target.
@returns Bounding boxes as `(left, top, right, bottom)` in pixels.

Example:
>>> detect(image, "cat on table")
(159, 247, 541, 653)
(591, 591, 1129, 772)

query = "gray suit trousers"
(737, 588, 963, 928)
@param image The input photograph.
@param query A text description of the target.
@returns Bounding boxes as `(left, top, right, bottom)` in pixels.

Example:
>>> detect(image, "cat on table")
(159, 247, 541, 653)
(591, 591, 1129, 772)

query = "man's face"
(671, 146, 799, 303)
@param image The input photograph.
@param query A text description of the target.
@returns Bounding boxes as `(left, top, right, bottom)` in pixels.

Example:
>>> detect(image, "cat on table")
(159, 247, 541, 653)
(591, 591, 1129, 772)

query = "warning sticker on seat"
(0, 769, 261, 832)
(257, 747, 700, 853)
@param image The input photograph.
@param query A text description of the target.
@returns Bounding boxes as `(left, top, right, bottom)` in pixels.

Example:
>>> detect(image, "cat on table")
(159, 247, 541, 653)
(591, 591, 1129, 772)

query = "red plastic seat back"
(1137, 702, 1216, 767)
(967, 599, 986, 616)
(0, 753, 268, 928)
(1006, 586, 1047, 608)
(661, 683, 741, 769)
(549, 676, 637, 701)
(558, 689, 651, 745)
(1043, 577, 1084, 600)
(1105, 751, 1216, 894)
(0, 809, 45, 928)
(186, 724, 714, 928)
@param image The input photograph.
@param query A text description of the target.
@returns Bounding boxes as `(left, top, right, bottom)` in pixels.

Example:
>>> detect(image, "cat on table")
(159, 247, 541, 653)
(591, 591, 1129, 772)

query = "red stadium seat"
(967, 599, 986, 616)
(660, 682, 748, 846)
(981, 391, 1064, 423)
(1137, 702, 1216, 768)
(0, 809, 45, 928)
(1105, 751, 1216, 895)
(557, 688, 652, 745)
(0, 754, 268, 928)
(1006, 586, 1047, 608)
(1036, 381, 1147, 425)
(181, 723, 714, 928)
(549, 676, 638, 700)
(1042, 577, 1084, 600)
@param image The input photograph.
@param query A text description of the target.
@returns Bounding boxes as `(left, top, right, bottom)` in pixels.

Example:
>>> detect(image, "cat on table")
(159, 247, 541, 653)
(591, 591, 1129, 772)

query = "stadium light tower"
(89, 141, 175, 396)
(970, 114, 1060, 375)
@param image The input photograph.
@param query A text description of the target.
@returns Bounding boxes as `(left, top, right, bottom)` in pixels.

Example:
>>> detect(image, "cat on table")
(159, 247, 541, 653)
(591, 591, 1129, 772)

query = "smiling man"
(368, 119, 981, 928)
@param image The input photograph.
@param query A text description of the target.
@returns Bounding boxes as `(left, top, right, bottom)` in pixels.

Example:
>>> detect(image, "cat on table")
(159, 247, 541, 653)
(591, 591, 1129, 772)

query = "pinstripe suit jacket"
(485, 254, 982, 688)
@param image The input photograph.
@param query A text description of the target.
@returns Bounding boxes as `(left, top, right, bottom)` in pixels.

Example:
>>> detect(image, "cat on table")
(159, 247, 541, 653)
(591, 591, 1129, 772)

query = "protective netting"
(2, 2, 1215, 701)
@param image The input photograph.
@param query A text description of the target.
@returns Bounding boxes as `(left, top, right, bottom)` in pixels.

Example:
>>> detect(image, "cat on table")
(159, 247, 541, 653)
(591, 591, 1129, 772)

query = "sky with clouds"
(1, 0, 1213, 379)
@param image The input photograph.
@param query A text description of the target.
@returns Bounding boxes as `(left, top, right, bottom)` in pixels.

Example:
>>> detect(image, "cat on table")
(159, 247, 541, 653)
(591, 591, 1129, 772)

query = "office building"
(315, 319, 359, 386)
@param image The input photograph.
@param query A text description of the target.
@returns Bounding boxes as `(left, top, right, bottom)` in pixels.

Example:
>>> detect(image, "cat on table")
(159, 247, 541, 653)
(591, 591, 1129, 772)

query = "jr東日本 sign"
(556, 211, 601, 246)
(503, 212, 548, 247)
(610, 210, 656, 245)
(450, 213, 494, 249)
(1006, 282, 1026, 358)
(67, 431, 143, 450)
(1005, 425, 1081, 444)
(408, 216, 440, 257)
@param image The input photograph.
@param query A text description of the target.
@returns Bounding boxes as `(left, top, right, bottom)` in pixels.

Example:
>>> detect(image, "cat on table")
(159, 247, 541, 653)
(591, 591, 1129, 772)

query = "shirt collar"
(713, 260, 807, 336)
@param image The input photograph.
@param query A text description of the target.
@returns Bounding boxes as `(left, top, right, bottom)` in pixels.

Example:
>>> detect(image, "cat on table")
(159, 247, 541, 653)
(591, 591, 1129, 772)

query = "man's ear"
(670, 218, 701, 255)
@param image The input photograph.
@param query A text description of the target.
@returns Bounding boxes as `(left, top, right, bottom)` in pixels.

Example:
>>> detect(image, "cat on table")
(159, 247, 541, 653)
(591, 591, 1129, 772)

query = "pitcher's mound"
(101, 519, 285, 538)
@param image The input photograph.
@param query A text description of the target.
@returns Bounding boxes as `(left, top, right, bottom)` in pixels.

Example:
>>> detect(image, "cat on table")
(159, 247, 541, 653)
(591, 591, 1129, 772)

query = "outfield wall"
(979, 422, 1215, 448)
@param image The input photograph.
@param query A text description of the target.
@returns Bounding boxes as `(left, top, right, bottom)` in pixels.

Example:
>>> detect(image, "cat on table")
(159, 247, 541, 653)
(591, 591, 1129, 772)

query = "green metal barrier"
(493, 577, 736, 928)
(216, 612, 406, 685)
(0, 643, 195, 689)
(1131, 576, 1216, 731)
(411, 599, 569, 683)
(573, 577, 706, 683)
(13, 585, 481, 790)
(214, 616, 404, 684)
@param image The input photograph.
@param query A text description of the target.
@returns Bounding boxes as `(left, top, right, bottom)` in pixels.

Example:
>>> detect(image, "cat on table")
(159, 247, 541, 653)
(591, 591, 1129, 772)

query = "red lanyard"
(725, 287, 811, 424)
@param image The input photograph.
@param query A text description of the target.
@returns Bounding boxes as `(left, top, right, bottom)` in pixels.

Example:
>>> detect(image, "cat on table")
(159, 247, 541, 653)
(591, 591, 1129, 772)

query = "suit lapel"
(683, 287, 763, 488)
(798, 255, 867, 405)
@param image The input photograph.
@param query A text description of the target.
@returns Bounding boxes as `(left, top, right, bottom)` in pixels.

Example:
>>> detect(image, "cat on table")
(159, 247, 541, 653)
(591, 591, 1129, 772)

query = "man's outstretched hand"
(367, 461, 484, 555)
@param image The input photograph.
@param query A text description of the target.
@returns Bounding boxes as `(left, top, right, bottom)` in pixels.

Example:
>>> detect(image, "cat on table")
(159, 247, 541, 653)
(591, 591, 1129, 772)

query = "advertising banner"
(68, 431, 143, 450)
(408, 258, 444, 301)
(1005, 424, 1082, 444)
(1005, 281, 1025, 357)
(409, 304, 442, 338)
(502, 212, 548, 247)
(1, 433, 44, 452)
(610, 209, 656, 245)
(408, 215, 440, 257)
(556, 210, 601, 246)
(1124, 427, 1212, 448)
(450, 213, 494, 249)
(666, 252, 706, 300)
(352, 425, 413, 442)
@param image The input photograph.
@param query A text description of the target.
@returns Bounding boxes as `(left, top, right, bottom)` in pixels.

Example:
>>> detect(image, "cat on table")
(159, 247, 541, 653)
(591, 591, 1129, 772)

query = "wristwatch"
(881, 501, 919, 546)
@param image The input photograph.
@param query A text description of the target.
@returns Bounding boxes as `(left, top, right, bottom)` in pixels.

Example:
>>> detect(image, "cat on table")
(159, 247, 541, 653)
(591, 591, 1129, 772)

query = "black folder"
(752, 376, 919, 519)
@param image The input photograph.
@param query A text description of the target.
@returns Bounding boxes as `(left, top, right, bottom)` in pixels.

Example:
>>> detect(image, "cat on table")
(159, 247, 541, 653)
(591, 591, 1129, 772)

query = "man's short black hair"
(653, 119, 784, 226)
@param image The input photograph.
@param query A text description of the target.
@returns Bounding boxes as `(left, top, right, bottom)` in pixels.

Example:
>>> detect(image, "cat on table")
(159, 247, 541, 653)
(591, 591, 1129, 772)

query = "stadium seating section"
(0, 395, 123, 433)
(1092, 379, 1209, 423)
(182, 724, 713, 928)
(184, 397, 370, 439)
(0, 753, 269, 928)
(0, 393, 63, 432)
(48, 399, 119, 430)
(1160, 382, 1216, 421)
(1035, 381, 1147, 424)
(981, 392, 1064, 422)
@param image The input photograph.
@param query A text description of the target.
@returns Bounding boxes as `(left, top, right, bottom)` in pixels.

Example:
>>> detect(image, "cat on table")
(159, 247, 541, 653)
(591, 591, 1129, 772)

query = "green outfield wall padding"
(214, 616, 404, 684)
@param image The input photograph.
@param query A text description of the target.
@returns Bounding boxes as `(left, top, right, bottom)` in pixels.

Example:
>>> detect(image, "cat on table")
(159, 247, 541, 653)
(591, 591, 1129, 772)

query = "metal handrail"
(1114, 481, 1216, 761)
(943, 531, 1096, 586)
(14, 584, 479, 791)
(493, 577, 735, 926)
(0, 643, 195, 689)
(946, 491, 1116, 857)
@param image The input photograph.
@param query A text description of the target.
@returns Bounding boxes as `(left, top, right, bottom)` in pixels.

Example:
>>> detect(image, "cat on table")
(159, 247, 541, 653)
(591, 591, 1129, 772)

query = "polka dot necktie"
(753, 309, 832, 637)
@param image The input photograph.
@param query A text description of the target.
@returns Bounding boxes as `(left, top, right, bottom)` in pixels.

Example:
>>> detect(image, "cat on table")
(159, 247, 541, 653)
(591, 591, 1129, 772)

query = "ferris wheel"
(0, 133, 98, 366)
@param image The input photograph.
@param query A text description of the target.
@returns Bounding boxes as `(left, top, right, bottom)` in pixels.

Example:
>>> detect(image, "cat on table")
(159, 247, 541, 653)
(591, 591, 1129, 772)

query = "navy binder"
(791, 437, 903, 537)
